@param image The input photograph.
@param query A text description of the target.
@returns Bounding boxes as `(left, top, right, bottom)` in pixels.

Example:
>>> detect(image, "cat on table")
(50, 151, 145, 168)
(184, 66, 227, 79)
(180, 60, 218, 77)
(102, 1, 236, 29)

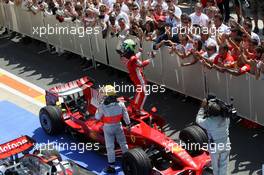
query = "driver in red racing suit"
(120, 39, 153, 116)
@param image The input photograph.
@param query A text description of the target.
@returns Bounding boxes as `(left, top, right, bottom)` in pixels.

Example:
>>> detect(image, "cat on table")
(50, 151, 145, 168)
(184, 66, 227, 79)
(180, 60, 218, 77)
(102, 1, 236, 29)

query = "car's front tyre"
(122, 148, 152, 175)
(179, 125, 208, 155)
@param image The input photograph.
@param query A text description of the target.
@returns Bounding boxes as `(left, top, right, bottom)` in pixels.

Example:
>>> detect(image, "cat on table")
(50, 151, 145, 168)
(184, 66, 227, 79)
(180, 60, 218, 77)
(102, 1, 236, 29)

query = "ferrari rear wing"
(48, 76, 94, 96)
(45, 76, 95, 105)
(0, 136, 35, 159)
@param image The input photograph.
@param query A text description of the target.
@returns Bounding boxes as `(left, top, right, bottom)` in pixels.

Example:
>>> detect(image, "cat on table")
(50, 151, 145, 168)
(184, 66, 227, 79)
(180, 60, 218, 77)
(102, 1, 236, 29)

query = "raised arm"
(120, 102, 131, 125)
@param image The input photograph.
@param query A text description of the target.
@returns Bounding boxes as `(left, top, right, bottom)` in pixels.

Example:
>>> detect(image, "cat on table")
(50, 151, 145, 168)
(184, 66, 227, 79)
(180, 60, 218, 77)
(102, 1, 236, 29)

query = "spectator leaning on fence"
(197, 41, 218, 68)
(153, 22, 179, 50)
(180, 38, 204, 67)
(213, 44, 235, 72)
(171, 33, 193, 59)
(144, 20, 157, 41)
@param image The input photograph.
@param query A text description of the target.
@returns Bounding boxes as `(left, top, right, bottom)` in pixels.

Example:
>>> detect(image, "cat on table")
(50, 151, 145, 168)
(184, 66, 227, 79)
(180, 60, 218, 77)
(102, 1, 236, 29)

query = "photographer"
(196, 98, 231, 175)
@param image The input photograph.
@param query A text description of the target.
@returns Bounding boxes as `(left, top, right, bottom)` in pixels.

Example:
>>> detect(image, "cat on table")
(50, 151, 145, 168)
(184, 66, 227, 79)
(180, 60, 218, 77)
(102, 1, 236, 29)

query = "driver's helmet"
(121, 39, 136, 55)
(101, 85, 116, 97)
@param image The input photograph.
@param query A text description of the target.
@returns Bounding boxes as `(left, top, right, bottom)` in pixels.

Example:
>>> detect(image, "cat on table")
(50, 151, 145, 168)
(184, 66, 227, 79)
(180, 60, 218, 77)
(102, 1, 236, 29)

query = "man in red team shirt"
(118, 39, 153, 116)
(213, 44, 235, 72)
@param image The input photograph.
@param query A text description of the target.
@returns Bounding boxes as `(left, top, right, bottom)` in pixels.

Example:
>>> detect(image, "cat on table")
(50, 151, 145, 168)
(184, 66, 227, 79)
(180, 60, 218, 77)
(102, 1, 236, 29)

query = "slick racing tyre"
(122, 148, 152, 175)
(179, 125, 208, 155)
(39, 144, 62, 161)
(39, 106, 64, 135)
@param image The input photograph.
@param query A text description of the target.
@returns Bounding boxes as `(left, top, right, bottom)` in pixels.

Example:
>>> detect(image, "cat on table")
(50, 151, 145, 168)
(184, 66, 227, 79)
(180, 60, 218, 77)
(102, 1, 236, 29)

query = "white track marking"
(0, 68, 45, 94)
(0, 83, 44, 107)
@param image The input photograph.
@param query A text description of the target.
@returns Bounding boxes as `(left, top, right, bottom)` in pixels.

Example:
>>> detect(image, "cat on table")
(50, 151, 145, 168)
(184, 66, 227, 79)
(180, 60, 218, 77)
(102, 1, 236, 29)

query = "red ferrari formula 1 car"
(0, 135, 95, 175)
(39, 77, 212, 175)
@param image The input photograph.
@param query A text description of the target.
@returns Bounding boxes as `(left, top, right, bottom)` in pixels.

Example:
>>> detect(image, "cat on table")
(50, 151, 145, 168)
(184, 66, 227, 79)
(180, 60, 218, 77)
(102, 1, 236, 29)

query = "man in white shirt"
(110, 0, 129, 14)
(113, 3, 129, 26)
(102, 0, 115, 8)
(151, 0, 167, 11)
(165, 6, 180, 27)
(242, 20, 261, 45)
(165, 0, 181, 19)
(189, 2, 209, 27)
(117, 18, 130, 40)
(201, 42, 218, 63)
(214, 14, 230, 35)
(201, 32, 218, 51)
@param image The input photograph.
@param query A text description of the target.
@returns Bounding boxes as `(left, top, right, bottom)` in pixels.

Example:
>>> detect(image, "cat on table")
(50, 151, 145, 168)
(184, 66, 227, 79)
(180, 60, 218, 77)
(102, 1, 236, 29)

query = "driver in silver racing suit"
(196, 99, 231, 175)
(95, 85, 131, 174)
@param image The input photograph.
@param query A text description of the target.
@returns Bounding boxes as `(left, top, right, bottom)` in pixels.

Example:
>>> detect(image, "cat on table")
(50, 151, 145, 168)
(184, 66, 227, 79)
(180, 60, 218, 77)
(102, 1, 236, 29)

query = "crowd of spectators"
(1, 0, 264, 79)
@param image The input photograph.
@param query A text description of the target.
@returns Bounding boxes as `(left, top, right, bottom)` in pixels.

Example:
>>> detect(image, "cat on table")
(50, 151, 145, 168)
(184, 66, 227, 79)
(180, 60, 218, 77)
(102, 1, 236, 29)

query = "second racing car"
(0, 135, 95, 175)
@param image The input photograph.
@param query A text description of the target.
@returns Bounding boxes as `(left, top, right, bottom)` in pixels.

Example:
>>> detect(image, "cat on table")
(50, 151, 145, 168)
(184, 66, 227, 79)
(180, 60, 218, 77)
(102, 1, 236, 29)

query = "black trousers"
(218, 0, 230, 22)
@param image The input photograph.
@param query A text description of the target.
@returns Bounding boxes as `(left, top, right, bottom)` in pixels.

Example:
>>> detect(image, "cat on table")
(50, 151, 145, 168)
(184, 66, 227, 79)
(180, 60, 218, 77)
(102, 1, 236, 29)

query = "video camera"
(205, 94, 237, 118)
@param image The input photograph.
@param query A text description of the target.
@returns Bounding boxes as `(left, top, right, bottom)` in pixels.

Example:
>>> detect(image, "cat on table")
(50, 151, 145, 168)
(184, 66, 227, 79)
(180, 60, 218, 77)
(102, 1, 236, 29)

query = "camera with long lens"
(205, 94, 237, 118)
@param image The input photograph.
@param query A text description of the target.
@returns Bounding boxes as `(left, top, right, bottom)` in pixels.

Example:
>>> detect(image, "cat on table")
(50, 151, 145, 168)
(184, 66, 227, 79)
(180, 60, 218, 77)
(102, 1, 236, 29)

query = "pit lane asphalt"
(0, 36, 263, 175)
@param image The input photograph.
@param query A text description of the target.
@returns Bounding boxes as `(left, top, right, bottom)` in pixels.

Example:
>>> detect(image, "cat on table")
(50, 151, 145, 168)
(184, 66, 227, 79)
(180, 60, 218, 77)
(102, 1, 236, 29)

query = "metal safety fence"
(0, 3, 263, 125)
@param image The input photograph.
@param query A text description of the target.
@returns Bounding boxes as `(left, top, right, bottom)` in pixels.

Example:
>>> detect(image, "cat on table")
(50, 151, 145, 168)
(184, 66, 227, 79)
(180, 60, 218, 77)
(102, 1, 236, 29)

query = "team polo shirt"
(214, 53, 235, 66)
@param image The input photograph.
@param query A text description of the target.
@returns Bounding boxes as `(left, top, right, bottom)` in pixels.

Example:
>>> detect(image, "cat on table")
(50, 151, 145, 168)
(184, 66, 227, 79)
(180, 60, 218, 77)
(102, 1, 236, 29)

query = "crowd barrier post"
(30, 11, 47, 43)
(142, 40, 163, 85)
(6, 3, 18, 32)
(0, 2, 5, 27)
(18, 8, 33, 37)
(227, 73, 252, 119)
(74, 21, 85, 57)
(76, 22, 93, 59)
(161, 46, 184, 93)
(2, 2, 10, 29)
(90, 26, 108, 65)
(249, 74, 264, 125)
(204, 68, 229, 102)
(13, 3, 22, 33)
(59, 21, 76, 54)
(43, 14, 61, 48)
(106, 34, 127, 72)
(181, 57, 206, 100)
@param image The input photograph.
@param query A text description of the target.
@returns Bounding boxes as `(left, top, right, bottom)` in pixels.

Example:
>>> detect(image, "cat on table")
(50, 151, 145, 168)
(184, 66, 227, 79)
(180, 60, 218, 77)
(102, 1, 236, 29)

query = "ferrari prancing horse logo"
(130, 135, 136, 143)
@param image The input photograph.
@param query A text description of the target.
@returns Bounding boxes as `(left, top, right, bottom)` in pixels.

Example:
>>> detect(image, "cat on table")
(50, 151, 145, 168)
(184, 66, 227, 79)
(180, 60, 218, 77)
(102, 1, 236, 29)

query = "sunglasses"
(206, 47, 214, 51)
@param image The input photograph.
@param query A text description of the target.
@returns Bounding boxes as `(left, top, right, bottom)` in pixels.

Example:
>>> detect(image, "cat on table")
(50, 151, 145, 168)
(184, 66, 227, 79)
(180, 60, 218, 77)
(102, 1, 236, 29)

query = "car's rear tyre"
(40, 145, 62, 161)
(39, 106, 64, 135)
(179, 125, 208, 155)
(122, 148, 152, 175)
